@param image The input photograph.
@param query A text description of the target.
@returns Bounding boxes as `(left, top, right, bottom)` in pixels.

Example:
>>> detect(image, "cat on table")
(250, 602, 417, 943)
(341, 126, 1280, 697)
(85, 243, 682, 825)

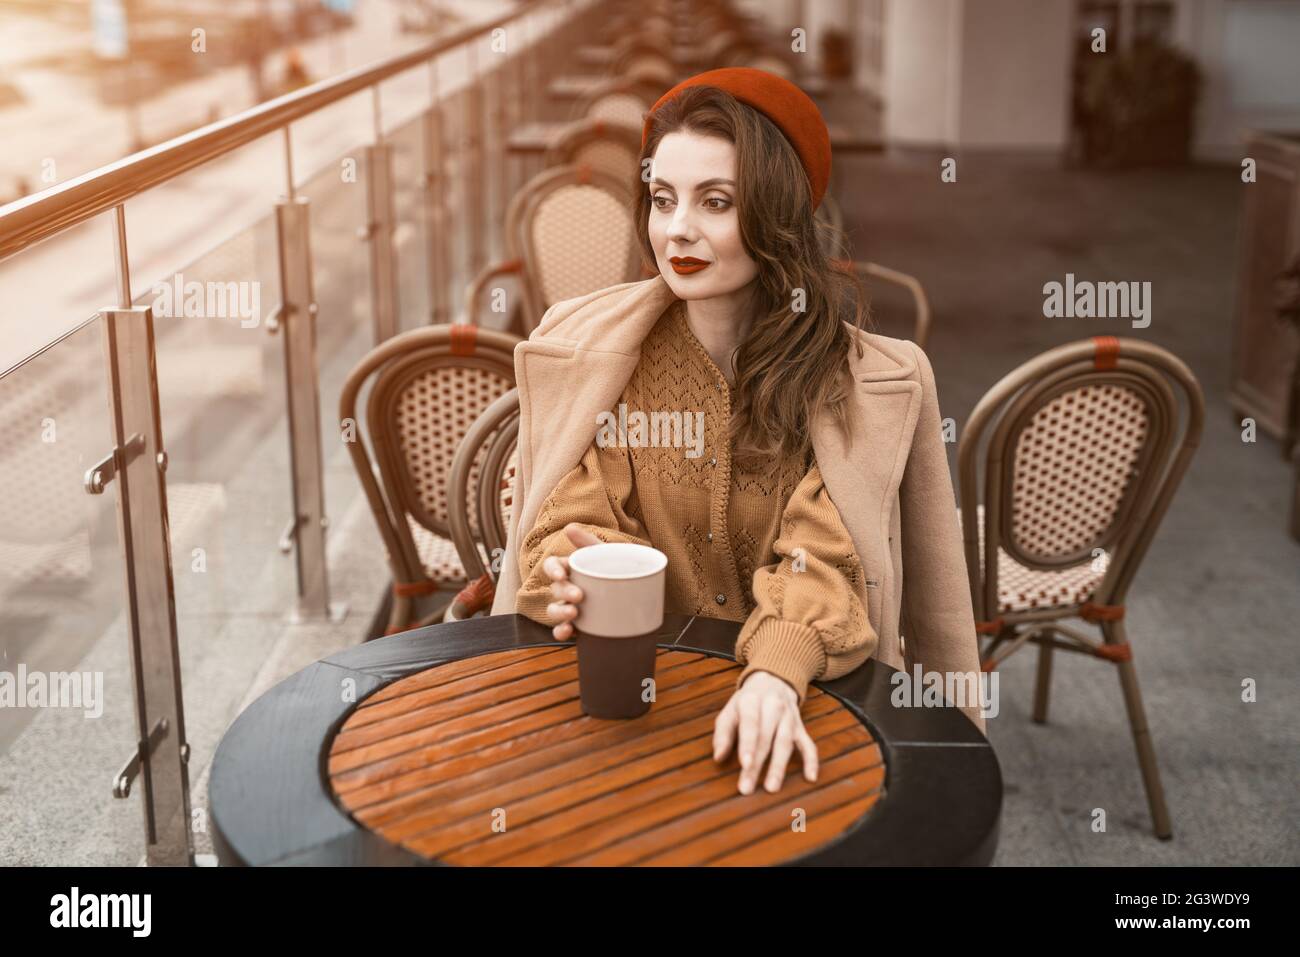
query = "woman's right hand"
(543, 523, 603, 640)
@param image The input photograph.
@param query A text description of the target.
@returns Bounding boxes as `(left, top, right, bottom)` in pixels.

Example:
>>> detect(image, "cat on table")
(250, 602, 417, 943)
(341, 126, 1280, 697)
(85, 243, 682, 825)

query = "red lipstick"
(670, 256, 711, 275)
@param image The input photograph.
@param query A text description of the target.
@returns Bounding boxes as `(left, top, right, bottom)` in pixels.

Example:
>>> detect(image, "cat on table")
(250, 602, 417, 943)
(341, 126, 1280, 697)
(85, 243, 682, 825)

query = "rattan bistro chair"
(444, 388, 521, 621)
(819, 197, 933, 349)
(572, 76, 665, 129)
(339, 323, 521, 635)
(832, 258, 933, 352)
(956, 335, 1204, 839)
(465, 163, 641, 335)
(544, 119, 642, 188)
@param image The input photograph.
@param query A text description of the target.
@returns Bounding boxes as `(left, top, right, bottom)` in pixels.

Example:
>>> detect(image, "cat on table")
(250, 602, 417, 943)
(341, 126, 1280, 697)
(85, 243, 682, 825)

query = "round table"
(210, 614, 1002, 866)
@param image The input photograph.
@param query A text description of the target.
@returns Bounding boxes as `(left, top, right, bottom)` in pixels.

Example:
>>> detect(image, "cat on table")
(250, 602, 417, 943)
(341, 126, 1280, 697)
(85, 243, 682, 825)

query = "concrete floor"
(835, 147, 1299, 865)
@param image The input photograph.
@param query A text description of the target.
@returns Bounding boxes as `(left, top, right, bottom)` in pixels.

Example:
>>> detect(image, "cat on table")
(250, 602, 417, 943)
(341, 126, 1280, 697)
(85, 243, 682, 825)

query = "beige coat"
(489, 275, 986, 734)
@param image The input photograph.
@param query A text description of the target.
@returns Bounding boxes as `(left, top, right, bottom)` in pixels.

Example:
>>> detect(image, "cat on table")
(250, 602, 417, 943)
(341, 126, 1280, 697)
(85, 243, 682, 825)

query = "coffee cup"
(566, 542, 667, 719)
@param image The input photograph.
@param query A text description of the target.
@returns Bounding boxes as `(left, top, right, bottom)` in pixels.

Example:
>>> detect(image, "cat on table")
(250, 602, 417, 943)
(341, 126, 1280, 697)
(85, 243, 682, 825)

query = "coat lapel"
(811, 332, 922, 646)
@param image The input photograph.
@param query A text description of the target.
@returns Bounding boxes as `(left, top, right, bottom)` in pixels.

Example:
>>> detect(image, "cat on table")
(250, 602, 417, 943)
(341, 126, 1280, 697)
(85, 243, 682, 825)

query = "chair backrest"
(339, 324, 521, 591)
(745, 54, 795, 80)
(447, 387, 521, 582)
(956, 336, 1204, 625)
(833, 259, 933, 352)
(544, 119, 642, 188)
(815, 192, 850, 260)
(573, 77, 664, 129)
(624, 55, 676, 86)
(719, 41, 763, 68)
(611, 21, 675, 60)
(515, 163, 642, 333)
(464, 162, 641, 333)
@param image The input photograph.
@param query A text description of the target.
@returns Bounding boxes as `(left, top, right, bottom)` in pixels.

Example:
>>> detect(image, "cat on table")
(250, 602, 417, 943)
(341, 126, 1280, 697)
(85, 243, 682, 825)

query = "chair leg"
(1032, 627, 1054, 724)
(413, 593, 454, 628)
(979, 631, 1008, 666)
(1107, 619, 1173, 840)
(385, 593, 412, 636)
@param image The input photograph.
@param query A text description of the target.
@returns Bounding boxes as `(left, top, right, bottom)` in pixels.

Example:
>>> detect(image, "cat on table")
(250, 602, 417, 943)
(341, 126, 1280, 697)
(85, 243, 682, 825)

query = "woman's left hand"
(712, 671, 819, 794)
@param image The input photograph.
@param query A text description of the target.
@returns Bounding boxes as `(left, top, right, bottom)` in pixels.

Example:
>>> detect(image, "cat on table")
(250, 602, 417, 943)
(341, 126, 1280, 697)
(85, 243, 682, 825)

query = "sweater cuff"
(736, 619, 826, 705)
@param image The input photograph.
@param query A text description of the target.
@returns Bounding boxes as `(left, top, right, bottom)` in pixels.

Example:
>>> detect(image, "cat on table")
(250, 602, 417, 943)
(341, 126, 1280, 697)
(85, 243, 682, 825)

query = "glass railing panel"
(290, 89, 376, 192)
(0, 315, 146, 866)
(297, 147, 385, 604)
(0, 213, 124, 377)
(390, 113, 431, 333)
(122, 134, 288, 304)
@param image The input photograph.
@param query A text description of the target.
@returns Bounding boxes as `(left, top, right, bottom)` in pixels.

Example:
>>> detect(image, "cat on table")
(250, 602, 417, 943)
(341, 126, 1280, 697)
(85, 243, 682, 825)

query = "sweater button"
(709, 456, 716, 466)
(706, 531, 713, 543)
(715, 593, 726, 605)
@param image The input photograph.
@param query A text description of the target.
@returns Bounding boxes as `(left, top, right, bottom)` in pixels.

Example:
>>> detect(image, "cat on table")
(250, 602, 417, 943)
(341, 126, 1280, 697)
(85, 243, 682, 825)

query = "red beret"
(641, 66, 832, 210)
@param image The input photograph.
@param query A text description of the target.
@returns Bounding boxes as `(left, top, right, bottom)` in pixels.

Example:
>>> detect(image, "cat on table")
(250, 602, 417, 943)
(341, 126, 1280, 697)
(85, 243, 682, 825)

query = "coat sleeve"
(733, 460, 879, 704)
(899, 340, 987, 735)
(515, 438, 652, 626)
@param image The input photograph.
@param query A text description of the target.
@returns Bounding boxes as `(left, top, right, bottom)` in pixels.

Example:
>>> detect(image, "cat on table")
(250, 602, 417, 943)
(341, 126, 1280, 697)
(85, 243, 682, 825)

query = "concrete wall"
(953, 0, 1073, 149)
(882, 0, 963, 145)
(882, 0, 1072, 150)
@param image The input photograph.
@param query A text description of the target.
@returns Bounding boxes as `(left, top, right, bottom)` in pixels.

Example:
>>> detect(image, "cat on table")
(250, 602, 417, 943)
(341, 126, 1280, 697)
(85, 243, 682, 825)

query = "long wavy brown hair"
(635, 83, 872, 471)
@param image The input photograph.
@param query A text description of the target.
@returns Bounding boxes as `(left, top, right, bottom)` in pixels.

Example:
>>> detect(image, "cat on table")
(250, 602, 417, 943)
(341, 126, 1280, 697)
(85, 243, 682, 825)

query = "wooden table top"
(328, 646, 883, 866)
(209, 613, 1000, 866)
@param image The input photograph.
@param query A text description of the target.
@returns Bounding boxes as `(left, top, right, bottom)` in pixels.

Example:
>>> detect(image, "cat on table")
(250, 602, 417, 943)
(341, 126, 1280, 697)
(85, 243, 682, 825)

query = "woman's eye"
(705, 197, 731, 211)
(652, 195, 673, 209)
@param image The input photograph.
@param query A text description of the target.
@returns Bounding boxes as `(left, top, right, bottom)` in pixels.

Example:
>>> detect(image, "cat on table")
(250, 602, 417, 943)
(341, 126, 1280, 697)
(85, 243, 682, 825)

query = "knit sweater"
(515, 299, 878, 702)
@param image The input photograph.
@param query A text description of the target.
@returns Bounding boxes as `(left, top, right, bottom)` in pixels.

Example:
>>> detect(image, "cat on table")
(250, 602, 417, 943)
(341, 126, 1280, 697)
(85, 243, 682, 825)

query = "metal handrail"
(0, 0, 562, 263)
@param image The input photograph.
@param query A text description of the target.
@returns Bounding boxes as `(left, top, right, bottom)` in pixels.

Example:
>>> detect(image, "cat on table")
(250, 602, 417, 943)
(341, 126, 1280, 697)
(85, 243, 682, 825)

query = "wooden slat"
(352, 648, 706, 726)
(325, 648, 883, 866)
(328, 657, 736, 779)
(562, 746, 883, 866)
(704, 792, 883, 866)
(346, 648, 585, 726)
(445, 717, 872, 866)
(358, 646, 573, 706)
(330, 651, 728, 758)
(628, 769, 885, 866)
(400, 698, 854, 858)
(368, 694, 740, 838)
(337, 670, 749, 815)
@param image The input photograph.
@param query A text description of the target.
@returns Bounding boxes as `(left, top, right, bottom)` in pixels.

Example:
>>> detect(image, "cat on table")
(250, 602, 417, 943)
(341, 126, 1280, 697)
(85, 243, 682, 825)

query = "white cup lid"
(568, 542, 667, 579)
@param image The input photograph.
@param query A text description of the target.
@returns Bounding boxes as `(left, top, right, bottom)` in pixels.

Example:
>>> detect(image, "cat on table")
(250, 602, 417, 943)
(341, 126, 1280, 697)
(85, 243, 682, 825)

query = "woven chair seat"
(408, 518, 470, 585)
(957, 504, 1104, 614)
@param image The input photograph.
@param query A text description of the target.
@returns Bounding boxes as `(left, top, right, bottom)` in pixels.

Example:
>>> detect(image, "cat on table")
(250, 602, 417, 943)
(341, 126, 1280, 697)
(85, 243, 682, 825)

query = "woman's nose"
(666, 205, 698, 242)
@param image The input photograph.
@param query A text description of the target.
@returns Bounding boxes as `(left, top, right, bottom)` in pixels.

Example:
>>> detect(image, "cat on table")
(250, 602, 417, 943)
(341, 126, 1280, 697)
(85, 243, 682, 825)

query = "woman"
(489, 68, 984, 795)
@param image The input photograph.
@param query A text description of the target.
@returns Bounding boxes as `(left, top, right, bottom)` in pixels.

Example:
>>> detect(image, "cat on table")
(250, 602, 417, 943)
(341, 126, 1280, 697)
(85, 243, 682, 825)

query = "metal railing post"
(95, 205, 193, 866)
(363, 140, 400, 344)
(274, 193, 343, 623)
(465, 49, 487, 280)
(492, 61, 509, 250)
(423, 64, 452, 325)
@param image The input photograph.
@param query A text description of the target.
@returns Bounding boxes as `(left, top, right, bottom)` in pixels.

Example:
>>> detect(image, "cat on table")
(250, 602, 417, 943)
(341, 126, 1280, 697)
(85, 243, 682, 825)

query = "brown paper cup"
(567, 543, 667, 719)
